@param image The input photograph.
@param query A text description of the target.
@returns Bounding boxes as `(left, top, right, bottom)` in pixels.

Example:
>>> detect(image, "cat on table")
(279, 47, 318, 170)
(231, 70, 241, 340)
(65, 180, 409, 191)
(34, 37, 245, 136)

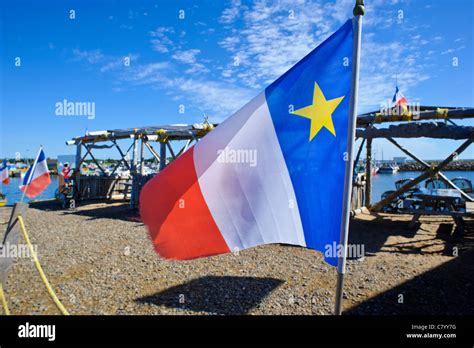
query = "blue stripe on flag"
(265, 19, 353, 265)
(22, 149, 46, 186)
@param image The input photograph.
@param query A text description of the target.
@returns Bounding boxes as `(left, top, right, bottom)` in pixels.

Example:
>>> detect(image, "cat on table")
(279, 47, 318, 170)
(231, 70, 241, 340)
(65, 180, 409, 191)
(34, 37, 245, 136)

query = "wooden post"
(132, 136, 138, 173)
(365, 137, 372, 206)
(130, 135, 139, 208)
(159, 142, 167, 171)
(140, 138, 145, 176)
(75, 142, 82, 194)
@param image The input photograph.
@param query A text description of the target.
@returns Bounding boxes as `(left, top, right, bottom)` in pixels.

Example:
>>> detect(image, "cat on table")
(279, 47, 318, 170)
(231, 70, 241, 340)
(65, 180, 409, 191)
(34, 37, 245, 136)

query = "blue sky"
(0, 0, 473, 160)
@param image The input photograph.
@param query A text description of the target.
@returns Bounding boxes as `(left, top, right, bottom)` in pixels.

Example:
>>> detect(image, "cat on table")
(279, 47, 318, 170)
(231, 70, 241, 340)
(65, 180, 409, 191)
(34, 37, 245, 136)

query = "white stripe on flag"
(194, 92, 306, 251)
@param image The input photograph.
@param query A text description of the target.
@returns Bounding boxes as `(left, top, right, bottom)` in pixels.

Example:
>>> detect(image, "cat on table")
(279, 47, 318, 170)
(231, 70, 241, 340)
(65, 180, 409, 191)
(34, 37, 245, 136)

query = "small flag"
(140, 20, 354, 265)
(20, 148, 51, 198)
(0, 160, 9, 185)
(392, 85, 408, 110)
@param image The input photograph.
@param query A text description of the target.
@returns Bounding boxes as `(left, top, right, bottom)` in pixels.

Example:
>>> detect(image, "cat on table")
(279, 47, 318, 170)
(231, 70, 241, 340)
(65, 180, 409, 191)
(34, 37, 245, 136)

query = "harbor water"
(371, 171, 474, 204)
(1, 176, 58, 204)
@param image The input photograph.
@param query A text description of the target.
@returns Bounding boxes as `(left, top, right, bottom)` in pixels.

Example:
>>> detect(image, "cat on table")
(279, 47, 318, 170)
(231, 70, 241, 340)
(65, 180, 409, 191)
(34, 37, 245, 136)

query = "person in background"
(61, 163, 72, 183)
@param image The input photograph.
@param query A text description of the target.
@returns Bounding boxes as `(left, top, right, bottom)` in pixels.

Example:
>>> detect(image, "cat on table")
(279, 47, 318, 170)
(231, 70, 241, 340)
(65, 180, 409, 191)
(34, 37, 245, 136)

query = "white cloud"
(72, 49, 105, 64)
(441, 46, 465, 55)
(217, 0, 352, 89)
(172, 49, 201, 64)
(123, 62, 170, 83)
(72, 49, 141, 75)
(220, 0, 243, 24)
(171, 49, 210, 75)
(149, 27, 175, 53)
(165, 78, 256, 119)
(358, 35, 431, 112)
(72, 1, 438, 120)
(184, 63, 209, 75)
(216, 0, 434, 112)
(100, 54, 139, 72)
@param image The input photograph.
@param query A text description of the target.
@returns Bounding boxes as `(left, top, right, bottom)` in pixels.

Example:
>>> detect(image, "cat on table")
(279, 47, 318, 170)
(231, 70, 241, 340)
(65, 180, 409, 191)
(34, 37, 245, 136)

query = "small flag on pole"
(19, 148, 51, 198)
(392, 85, 408, 111)
(140, 19, 355, 265)
(0, 160, 9, 185)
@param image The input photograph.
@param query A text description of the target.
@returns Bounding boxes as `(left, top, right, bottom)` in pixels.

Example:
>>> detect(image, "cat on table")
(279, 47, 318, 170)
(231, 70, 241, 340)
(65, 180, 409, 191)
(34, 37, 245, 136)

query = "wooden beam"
(353, 138, 366, 172)
(176, 139, 192, 157)
(365, 138, 372, 206)
(109, 142, 134, 177)
(113, 141, 132, 170)
(83, 144, 107, 176)
(166, 141, 176, 159)
(357, 107, 474, 126)
(144, 141, 161, 162)
(76, 144, 92, 170)
(356, 122, 474, 140)
(371, 138, 473, 211)
(386, 137, 474, 202)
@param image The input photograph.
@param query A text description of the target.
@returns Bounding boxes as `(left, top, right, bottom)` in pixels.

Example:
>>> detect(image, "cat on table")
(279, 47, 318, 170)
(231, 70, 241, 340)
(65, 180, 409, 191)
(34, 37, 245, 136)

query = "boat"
(0, 192, 6, 207)
(372, 165, 380, 176)
(378, 162, 400, 174)
(355, 162, 379, 176)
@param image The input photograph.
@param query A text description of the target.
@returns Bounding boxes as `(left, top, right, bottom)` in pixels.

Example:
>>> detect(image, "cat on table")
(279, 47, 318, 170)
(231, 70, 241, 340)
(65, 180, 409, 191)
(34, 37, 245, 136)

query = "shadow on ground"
(29, 199, 141, 223)
(348, 214, 473, 257)
(346, 249, 474, 315)
(136, 276, 284, 315)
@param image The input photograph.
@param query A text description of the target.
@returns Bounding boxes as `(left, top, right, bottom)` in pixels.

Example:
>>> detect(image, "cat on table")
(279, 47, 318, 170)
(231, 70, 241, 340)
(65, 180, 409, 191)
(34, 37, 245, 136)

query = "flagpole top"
(353, 0, 365, 16)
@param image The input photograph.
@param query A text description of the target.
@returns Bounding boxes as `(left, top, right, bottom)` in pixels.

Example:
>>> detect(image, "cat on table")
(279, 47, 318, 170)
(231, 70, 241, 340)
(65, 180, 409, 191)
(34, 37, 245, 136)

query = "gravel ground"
(0, 201, 472, 315)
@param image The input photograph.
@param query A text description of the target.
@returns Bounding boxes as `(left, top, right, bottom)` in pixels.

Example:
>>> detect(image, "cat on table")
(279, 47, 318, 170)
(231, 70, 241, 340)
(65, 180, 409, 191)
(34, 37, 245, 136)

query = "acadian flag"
(0, 160, 9, 184)
(140, 19, 354, 266)
(20, 148, 51, 198)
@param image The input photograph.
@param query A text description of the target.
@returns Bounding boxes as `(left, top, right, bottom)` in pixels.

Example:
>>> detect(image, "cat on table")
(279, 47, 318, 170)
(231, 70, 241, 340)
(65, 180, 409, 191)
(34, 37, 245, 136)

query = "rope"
(156, 129, 169, 142)
(0, 282, 10, 315)
(17, 215, 70, 315)
(436, 108, 449, 118)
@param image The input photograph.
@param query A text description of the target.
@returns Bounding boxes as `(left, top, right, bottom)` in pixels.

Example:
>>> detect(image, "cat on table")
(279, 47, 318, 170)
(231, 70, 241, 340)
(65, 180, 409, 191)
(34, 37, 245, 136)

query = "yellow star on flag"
(291, 82, 345, 141)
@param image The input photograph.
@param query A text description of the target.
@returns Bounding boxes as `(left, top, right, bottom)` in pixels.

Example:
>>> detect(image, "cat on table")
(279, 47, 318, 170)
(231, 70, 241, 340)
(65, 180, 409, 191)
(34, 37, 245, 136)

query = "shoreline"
(398, 160, 474, 172)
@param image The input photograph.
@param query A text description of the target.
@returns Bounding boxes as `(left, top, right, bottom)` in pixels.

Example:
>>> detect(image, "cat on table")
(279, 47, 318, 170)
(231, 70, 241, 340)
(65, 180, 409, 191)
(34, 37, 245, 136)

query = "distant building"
(47, 159, 57, 168)
(393, 156, 407, 164)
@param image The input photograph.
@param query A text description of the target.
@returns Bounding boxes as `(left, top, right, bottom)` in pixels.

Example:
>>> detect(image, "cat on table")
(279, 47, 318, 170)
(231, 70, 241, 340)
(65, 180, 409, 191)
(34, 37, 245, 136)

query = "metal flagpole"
(20, 146, 43, 203)
(334, 0, 364, 315)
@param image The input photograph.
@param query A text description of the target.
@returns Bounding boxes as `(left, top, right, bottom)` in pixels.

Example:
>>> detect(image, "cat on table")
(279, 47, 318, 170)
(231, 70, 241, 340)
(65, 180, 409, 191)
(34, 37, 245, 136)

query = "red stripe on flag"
(139, 147, 230, 260)
(395, 97, 408, 107)
(21, 172, 51, 198)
